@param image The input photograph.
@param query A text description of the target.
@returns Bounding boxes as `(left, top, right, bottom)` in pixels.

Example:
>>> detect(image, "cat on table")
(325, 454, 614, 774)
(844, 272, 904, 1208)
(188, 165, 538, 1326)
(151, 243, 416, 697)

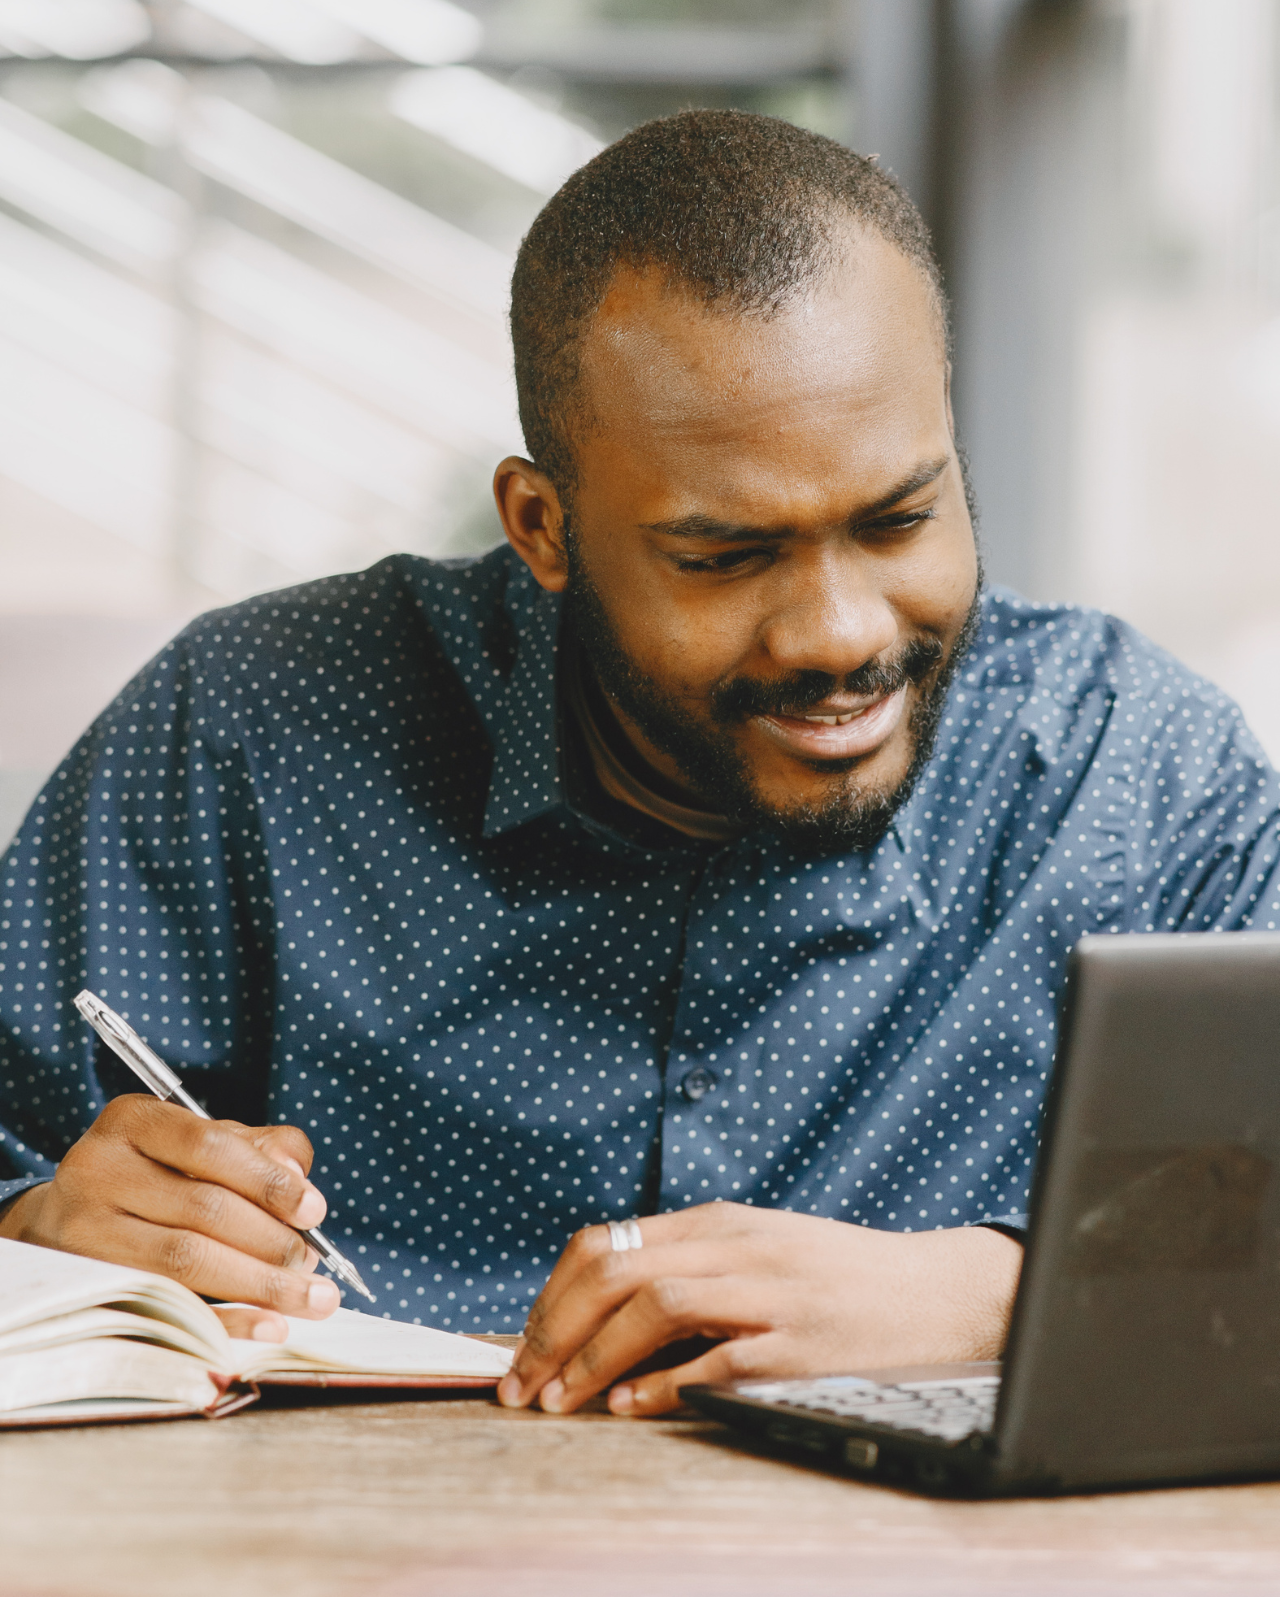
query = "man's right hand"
(0, 1095, 341, 1339)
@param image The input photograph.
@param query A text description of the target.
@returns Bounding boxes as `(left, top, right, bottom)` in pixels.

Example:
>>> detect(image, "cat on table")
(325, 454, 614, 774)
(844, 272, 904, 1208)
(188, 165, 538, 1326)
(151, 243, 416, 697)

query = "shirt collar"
(426, 549, 1001, 850)
(979, 587, 1105, 769)
(407, 547, 567, 839)
(481, 554, 567, 838)
(477, 558, 737, 845)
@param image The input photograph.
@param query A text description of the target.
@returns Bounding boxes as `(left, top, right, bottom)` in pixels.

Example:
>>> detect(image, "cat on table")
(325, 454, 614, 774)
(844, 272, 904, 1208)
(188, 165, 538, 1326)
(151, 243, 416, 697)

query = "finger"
(124, 1101, 326, 1230)
(214, 1304, 290, 1343)
(104, 1212, 341, 1317)
(525, 1211, 715, 1327)
(502, 1239, 740, 1406)
(537, 1272, 772, 1414)
(499, 1222, 618, 1403)
(521, 1222, 614, 1329)
(520, 1204, 764, 1351)
(609, 1334, 789, 1418)
(125, 1163, 321, 1274)
(225, 1122, 315, 1179)
(497, 1224, 626, 1407)
(531, 1211, 723, 1317)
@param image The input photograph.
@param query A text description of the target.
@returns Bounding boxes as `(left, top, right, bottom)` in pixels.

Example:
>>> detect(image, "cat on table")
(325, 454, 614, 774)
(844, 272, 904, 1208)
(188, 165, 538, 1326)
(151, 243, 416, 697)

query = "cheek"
(640, 585, 765, 695)
(880, 528, 978, 634)
(597, 555, 761, 692)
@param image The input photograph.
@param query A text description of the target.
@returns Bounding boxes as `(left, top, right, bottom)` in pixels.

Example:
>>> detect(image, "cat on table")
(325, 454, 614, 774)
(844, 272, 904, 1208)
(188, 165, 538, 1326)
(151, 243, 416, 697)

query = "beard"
(563, 527, 983, 858)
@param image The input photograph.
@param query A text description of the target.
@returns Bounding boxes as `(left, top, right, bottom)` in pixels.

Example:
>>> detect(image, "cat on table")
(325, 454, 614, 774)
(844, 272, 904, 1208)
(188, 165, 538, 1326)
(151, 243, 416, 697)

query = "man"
(2, 112, 1278, 1416)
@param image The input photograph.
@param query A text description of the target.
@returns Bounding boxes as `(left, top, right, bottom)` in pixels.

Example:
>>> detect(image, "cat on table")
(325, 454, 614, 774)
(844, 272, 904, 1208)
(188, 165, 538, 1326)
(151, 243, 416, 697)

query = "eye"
(674, 548, 771, 574)
(863, 508, 937, 539)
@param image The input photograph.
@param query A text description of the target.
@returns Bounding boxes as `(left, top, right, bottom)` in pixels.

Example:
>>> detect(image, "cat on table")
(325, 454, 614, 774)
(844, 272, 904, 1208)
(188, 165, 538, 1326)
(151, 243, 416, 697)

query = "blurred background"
(1, 0, 1278, 847)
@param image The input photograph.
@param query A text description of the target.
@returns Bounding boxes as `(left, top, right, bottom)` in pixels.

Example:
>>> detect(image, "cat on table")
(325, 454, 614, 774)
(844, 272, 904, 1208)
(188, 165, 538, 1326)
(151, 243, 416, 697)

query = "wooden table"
(3, 1389, 1280, 1597)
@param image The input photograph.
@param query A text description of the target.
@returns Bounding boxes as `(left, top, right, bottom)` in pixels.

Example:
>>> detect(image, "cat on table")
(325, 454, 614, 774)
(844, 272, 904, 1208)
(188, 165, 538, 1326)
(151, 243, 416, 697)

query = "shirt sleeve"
(975, 1214, 1029, 1240)
(0, 1175, 47, 1213)
(0, 632, 277, 1187)
(1127, 682, 1280, 933)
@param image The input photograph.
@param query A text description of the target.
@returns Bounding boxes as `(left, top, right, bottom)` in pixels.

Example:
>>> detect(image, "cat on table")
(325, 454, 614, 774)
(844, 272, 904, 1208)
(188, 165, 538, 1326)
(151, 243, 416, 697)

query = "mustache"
(709, 635, 946, 724)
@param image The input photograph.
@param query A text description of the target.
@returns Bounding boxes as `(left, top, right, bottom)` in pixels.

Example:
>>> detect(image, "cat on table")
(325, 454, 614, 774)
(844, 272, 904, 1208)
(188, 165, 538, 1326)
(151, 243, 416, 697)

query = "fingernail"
(609, 1384, 634, 1415)
(540, 1377, 565, 1413)
(307, 1277, 340, 1314)
(280, 1156, 305, 1177)
(295, 1182, 326, 1228)
(286, 1240, 316, 1274)
(252, 1318, 287, 1343)
(496, 1373, 523, 1408)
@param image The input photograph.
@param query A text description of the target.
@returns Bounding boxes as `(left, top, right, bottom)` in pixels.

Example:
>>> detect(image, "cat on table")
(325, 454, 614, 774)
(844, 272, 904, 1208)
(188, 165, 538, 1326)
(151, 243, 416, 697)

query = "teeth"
(802, 710, 863, 726)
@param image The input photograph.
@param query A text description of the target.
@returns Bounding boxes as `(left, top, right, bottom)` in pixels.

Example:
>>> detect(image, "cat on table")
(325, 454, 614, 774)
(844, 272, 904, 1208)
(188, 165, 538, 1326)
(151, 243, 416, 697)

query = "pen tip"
(337, 1262, 376, 1302)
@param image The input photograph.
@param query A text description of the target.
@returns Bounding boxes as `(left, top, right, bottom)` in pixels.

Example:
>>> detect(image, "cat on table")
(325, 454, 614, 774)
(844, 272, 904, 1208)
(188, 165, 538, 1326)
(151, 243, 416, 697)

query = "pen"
(73, 989, 375, 1303)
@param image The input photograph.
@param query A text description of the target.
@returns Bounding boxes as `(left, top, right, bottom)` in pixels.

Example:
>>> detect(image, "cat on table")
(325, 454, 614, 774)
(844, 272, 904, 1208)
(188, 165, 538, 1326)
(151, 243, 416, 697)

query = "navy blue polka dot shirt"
(4, 547, 1280, 1329)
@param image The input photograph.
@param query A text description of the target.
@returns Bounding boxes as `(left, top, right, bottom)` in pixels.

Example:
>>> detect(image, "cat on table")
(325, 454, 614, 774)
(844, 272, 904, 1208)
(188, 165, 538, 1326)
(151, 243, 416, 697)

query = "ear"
(493, 456, 569, 594)
(944, 360, 956, 442)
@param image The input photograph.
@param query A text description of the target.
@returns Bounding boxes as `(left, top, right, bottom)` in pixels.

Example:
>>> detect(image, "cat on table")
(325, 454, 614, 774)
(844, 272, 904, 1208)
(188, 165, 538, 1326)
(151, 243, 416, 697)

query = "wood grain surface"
(3, 1392, 1280, 1597)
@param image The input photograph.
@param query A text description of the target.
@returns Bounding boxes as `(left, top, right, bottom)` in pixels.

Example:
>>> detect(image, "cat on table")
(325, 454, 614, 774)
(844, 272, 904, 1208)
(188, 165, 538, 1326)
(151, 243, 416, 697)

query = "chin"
(752, 736, 912, 807)
(733, 771, 910, 858)
(726, 684, 947, 856)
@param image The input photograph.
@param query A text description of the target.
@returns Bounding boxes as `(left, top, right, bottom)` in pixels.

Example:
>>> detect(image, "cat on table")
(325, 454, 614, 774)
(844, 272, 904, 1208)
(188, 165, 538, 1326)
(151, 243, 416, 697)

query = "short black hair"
(510, 108, 946, 504)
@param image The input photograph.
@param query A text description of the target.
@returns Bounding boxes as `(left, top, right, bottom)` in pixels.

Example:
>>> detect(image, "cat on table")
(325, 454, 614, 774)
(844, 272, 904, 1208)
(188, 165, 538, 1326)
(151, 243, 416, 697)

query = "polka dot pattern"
(2, 549, 1280, 1330)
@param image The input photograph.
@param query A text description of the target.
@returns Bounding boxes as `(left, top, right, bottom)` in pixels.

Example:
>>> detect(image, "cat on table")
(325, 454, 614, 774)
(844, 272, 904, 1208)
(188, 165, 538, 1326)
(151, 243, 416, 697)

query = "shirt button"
(681, 1067, 717, 1103)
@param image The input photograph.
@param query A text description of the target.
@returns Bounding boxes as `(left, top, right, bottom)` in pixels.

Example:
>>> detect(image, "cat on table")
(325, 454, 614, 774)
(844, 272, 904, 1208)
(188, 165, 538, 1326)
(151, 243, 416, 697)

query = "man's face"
(518, 229, 979, 852)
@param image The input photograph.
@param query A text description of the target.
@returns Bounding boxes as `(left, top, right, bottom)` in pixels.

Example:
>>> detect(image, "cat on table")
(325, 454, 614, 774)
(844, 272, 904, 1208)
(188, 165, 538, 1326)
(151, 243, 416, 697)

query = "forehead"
(576, 231, 946, 470)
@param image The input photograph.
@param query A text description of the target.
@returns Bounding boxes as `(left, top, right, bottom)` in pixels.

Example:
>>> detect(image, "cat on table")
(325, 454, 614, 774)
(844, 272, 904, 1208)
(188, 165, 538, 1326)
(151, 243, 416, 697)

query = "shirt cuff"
(0, 1175, 48, 1218)
(973, 1213, 1028, 1242)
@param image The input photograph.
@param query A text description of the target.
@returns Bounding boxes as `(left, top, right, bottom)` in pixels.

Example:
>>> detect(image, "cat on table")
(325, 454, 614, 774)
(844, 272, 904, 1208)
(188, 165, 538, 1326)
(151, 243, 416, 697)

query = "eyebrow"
(641, 456, 952, 541)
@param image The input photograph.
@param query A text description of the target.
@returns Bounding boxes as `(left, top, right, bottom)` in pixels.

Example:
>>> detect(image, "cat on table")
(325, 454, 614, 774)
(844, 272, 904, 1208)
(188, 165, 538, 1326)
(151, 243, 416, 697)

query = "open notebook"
(0, 1237, 513, 1428)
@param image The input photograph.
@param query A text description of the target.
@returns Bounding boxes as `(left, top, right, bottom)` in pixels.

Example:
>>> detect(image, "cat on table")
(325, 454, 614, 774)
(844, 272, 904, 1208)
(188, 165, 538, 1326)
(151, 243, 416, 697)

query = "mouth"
(753, 685, 908, 762)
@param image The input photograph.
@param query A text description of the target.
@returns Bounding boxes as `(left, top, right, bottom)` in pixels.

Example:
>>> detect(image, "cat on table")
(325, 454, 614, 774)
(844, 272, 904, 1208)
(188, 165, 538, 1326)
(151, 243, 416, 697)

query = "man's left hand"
(496, 1203, 1022, 1417)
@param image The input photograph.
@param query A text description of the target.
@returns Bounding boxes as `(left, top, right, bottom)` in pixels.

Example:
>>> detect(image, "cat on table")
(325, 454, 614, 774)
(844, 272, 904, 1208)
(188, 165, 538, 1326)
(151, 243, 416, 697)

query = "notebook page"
(227, 1306, 514, 1379)
(0, 1306, 218, 1362)
(1, 1397, 204, 1424)
(0, 1238, 227, 1355)
(0, 1340, 222, 1414)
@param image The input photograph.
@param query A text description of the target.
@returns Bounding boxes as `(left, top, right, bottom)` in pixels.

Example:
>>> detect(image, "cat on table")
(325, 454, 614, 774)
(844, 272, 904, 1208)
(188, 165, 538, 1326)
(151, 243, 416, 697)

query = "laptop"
(682, 931, 1280, 1496)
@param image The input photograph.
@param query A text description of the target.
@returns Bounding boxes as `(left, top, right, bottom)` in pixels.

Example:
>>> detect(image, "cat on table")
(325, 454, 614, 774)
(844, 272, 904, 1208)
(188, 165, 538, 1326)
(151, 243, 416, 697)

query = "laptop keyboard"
(734, 1374, 1001, 1442)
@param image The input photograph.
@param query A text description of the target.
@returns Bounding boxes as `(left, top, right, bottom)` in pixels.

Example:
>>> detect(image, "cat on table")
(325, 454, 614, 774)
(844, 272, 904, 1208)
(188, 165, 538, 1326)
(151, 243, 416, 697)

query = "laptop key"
(760, 1377, 997, 1441)
(735, 1375, 998, 1444)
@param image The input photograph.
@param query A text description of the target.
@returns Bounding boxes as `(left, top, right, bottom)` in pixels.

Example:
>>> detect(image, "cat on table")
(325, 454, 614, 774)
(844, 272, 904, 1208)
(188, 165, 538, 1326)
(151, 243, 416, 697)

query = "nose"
(756, 547, 898, 681)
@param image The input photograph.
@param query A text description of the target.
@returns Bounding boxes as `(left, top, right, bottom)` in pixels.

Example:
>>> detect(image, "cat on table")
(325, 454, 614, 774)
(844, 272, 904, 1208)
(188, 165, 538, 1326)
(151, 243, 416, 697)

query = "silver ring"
(607, 1218, 644, 1252)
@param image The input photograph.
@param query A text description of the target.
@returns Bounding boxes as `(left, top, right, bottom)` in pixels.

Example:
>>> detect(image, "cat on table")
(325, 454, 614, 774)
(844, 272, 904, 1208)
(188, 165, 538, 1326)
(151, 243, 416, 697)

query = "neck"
(597, 691, 712, 810)
(569, 649, 738, 843)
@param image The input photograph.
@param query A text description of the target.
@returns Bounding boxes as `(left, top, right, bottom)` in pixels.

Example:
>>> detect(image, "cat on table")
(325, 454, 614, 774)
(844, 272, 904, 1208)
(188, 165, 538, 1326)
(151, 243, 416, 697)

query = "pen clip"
(74, 990, 186, 1102)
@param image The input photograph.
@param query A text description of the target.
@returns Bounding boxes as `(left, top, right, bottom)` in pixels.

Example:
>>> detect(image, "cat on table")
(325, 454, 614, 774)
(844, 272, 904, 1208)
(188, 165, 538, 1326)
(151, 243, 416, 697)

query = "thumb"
(213, 1303, 291, 1343)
